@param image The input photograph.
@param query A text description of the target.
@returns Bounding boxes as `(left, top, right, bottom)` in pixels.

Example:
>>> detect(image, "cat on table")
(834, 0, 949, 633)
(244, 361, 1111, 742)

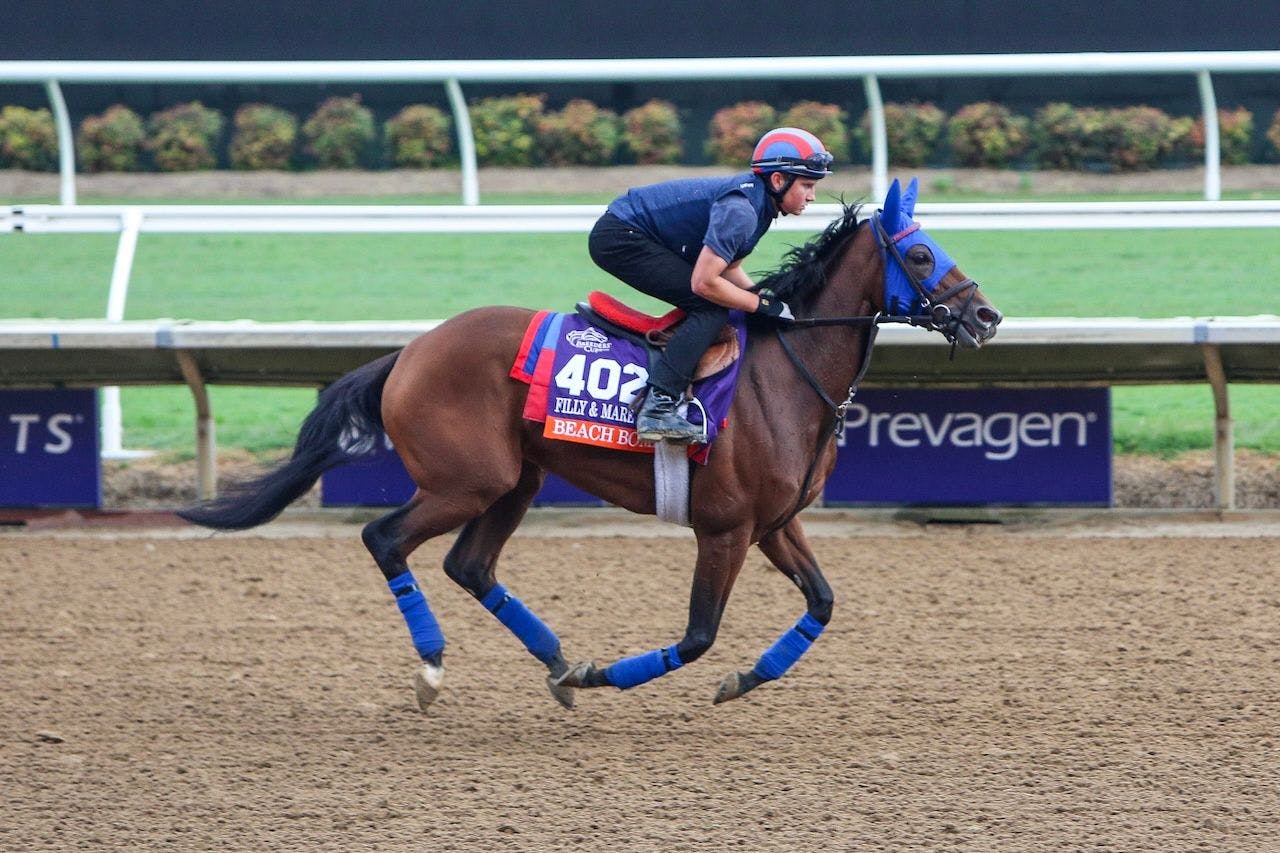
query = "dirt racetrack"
(3, 513, 1278, 851)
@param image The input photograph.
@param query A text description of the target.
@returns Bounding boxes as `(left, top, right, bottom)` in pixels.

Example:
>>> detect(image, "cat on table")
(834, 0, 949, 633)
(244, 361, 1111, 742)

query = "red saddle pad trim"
(588, 291, 685, 336)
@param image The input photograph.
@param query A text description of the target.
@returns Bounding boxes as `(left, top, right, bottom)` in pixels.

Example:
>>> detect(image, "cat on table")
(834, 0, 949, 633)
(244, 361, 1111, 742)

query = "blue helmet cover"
(878, 177, 957, 315)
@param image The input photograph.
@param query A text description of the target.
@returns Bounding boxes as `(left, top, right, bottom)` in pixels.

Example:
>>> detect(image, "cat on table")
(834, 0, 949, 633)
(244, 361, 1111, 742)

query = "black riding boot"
(635, 388, 705, 444)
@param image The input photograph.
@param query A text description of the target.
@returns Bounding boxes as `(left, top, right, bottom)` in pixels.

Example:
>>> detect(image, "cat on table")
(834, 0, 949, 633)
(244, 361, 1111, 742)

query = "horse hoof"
(554, 660, 598, 690)
(412, 662, 444, 711)
(546, 675, 576, 710)
(713, 670, 759, 705)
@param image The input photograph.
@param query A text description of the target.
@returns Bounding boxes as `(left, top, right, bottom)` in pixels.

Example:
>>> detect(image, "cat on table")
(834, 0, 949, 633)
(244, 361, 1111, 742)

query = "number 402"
(553, 354, 648, 403)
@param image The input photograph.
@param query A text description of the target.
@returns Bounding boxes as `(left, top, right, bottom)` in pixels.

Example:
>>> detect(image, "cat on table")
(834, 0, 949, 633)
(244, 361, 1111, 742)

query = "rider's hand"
(754, 288, 795, 323)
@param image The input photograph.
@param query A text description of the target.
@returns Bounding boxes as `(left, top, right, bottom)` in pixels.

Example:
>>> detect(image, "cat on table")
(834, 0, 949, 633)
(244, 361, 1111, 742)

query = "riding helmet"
(750, 127, 834, 178)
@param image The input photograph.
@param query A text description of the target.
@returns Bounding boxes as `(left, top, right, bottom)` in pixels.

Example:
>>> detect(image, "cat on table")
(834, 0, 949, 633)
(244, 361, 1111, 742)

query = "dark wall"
(5, 1, 1279, 60)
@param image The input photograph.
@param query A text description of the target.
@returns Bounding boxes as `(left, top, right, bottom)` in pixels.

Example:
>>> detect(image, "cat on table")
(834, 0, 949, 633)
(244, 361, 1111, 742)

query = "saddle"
(575, 291, 740, 382)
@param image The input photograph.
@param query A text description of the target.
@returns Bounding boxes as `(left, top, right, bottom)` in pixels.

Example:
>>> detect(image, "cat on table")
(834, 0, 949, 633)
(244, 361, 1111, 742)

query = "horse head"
(874, 177, 1002, 347)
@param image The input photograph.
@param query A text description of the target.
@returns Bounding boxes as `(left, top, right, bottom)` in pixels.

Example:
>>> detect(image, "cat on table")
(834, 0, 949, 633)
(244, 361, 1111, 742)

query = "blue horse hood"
(878, 177, 958, 314)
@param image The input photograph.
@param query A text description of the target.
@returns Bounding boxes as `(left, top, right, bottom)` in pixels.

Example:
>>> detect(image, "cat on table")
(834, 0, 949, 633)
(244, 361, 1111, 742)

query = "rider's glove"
(754, 288, 795, 323)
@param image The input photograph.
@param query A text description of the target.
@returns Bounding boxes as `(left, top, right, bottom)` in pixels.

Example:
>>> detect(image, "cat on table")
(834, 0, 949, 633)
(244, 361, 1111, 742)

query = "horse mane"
(755, 200, 865, 304)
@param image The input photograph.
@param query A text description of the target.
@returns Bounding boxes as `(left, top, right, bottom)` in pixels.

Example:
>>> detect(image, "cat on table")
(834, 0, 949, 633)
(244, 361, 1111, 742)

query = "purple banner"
(321, 434, 604, 507)
(0, 389, 101, 508)
(824, 387, 1111, 506)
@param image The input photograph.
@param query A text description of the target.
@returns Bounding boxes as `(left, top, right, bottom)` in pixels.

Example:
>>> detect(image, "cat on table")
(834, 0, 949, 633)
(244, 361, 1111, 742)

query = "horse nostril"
(976, 306, 1002, 327)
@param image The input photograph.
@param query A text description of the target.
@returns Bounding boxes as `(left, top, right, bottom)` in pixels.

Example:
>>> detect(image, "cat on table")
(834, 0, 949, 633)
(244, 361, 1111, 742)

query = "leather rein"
(764, 212, 981, 533)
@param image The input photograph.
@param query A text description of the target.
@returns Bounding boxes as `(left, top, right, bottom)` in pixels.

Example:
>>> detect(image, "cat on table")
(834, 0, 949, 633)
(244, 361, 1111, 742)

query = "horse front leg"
(714, 516, 834, 704)
(556, 528, 751, 695)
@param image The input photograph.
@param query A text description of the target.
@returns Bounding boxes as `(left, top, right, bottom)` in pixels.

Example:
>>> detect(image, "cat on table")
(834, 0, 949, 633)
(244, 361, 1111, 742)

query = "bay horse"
(179, 177, 1002, 710)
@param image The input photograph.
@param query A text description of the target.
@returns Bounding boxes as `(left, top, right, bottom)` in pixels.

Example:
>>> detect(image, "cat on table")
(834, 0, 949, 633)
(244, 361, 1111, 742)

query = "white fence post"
(1197, 70, 1222, 202)
(43, 80, 75, 206)
(863, 74, 888, 202)
(102, 208, 148, 459)
(445, 78, 479, 206)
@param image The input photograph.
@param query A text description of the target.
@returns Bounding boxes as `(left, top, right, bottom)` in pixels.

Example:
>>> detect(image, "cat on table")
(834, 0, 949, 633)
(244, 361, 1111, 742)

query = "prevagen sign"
(0, 389, 101, 507)
(321, 432, 604, 507)
(824, 387, 1111, 505)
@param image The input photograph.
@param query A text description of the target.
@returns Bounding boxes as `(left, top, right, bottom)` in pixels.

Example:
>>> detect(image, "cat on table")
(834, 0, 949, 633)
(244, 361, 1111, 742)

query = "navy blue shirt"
(606, 172, 777, 265)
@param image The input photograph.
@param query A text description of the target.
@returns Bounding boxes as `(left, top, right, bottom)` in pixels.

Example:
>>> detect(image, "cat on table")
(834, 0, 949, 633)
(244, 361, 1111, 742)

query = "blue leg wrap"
(603, 644, 683, 690)
(752, 613, 825, 681)
(388, 571, 445, 661)
(480, 583, 561, 665)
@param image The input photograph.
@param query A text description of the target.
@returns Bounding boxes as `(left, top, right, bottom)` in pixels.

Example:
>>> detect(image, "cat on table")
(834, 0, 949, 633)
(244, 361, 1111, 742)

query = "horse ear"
(901, 177, 920, 218)
(882, 178, 902, 225)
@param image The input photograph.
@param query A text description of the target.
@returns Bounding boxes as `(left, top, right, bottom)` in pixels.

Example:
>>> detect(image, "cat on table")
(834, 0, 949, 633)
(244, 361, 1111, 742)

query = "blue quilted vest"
(606, 172, 776, 264)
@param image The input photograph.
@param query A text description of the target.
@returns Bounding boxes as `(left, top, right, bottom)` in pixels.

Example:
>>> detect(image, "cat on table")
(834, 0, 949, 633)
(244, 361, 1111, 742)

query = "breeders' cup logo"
(566, 327, 611, 353)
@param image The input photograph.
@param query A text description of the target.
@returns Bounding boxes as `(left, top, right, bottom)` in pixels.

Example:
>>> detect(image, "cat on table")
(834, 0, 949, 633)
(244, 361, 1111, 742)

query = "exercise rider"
(588, 127, 834, 443)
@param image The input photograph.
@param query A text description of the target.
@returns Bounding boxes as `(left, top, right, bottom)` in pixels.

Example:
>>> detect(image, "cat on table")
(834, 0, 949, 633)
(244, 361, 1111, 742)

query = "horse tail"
(177, 351, 400, 530)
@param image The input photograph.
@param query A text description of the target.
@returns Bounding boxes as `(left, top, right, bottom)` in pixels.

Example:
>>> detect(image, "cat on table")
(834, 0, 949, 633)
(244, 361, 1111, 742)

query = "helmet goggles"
(750, 150, 834, 178)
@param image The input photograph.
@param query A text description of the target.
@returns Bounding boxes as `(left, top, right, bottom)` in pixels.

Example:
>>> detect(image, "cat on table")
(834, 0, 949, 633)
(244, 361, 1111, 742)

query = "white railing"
(4, 51, 1280, 205)
(13, 200, 1280, 235)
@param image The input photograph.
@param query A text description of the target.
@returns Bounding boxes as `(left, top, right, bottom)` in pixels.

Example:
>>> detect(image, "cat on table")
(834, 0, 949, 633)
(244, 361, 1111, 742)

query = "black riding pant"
(588, 212, 729, 397)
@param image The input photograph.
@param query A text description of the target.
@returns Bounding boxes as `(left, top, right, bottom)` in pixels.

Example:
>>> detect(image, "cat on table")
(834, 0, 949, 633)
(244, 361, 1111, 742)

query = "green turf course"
(3, 213, 1277, 458)
(6, 227, 1276, 320)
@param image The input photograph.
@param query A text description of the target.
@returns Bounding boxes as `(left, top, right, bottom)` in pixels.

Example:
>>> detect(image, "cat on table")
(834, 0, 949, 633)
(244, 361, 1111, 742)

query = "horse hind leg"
(362, 492, 492, 711)
(442, 462, 576, 709)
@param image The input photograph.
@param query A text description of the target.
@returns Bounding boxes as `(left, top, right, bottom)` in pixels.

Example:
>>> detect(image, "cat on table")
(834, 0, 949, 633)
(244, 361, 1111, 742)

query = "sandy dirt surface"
(3, 516, 1278, 852)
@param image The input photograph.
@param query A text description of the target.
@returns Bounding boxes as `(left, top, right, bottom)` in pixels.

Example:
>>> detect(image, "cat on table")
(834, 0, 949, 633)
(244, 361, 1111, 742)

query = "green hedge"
(0, 105, 58, 170)
(3, 95, 1278, 173)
